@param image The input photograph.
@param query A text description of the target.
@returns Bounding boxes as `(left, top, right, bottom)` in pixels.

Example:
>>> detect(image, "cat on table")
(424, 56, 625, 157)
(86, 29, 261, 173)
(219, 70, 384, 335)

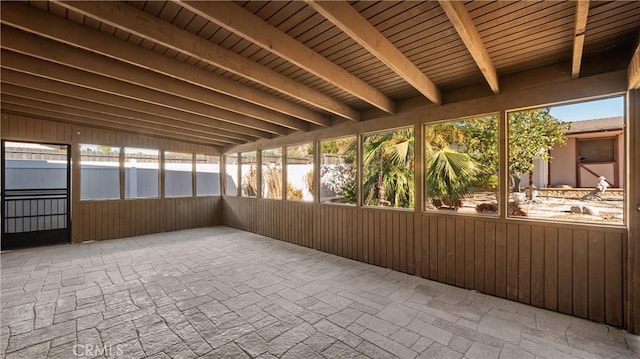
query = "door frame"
(1, 140, 71, 250)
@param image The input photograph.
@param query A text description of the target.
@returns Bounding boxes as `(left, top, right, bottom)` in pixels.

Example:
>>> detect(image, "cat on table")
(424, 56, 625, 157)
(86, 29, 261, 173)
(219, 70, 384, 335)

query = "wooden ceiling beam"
(0, 53, 285, 136)
(0, 69, 279, 139)
(178, 1, 393, 115)
(1, 103, 229, 146)
(0, 3, 330, 128)
(52, 1, 359, 121)
(572, 1, 590, 79)
(2, 97, 234, 145)
(628, 34, 640, 89)
(1, 27, 307, 132)
(438, 1, 499, 93)
(306, 0, 441, 104)
(1, 47, 304, 132)
(1, 84, 250, 144)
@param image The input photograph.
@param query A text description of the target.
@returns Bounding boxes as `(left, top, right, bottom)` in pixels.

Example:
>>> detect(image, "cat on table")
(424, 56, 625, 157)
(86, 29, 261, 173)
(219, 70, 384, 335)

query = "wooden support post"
(627, 89, 640, 334)
(499, 111, 509, 218)
(71, 127, 81, 243)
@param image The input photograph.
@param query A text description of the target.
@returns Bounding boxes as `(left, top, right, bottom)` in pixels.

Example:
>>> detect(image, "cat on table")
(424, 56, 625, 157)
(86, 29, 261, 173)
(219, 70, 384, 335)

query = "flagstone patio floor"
(1, 226, 638, 358)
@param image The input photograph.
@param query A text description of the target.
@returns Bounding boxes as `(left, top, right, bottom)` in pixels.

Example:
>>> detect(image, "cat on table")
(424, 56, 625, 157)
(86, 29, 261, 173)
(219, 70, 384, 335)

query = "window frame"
(504, 95, 626, 227)
(422, 113, 501, 217)
(240, 151, 258, 198)
(163, 151, 194, 198)
(223, 153, 239, 196)
(79, 143, 122, 201)
(284, 142, 315, 202)
(318, 135, 358, 206)
(195, 154, 221, 197)
(261, 147, 283, 200)
(124, 147, 160, 200)
(360, 126, 416, 210)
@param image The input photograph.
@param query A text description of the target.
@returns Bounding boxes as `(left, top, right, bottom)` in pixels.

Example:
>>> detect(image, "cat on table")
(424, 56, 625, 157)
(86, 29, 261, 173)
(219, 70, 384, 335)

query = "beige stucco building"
(524, 116, 626, 189)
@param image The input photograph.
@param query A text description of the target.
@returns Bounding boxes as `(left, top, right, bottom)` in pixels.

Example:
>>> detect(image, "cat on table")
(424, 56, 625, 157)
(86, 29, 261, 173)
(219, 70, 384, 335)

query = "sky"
(548, 96, 624, 122)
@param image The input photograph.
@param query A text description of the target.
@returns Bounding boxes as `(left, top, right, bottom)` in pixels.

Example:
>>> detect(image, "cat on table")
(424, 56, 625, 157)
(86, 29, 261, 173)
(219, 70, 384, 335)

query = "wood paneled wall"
(76, 197, 219, 242)
(222, 198, 314, 248)
(223, 196, 627, 328)
(0, 113, 74, 143)
(1, 114, 222, 243)
(220, 68, 635, 331)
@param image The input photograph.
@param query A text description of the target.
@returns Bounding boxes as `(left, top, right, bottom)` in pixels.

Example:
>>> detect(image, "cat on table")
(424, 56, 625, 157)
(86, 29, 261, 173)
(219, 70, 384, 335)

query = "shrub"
(287, 184, 302, 200)
(475, 202, 498, 214)
(475, 202, 527, 216)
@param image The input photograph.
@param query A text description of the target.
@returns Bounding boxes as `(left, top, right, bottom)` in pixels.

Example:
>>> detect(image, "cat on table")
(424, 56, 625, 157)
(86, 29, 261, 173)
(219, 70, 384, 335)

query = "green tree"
(508, 109, 568, 192)
(362, 128, 414, 208)
(424, 122, 466, 154)
(462, 117, 499, 183)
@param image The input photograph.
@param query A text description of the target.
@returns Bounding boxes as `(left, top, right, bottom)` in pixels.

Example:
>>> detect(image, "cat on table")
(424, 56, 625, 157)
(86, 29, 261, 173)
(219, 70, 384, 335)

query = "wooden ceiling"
(1, 1, 639, 148)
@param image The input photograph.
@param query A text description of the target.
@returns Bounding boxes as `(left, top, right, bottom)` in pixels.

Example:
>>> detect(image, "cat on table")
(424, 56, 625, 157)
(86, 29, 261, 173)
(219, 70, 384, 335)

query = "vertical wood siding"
(76, 197, 219, 241)
(1, 113, 73, 143)
(222, 196, 626, 328)
(1, 114, 221, 243)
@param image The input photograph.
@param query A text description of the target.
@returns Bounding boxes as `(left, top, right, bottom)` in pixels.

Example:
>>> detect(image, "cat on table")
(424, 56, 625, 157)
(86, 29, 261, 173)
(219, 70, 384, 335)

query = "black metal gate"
(1, 141, 71, 250)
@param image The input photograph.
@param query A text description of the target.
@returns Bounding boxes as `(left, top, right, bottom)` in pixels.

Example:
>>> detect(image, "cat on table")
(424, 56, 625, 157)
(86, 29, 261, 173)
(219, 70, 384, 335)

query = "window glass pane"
(241, 151, 257, 197)
(262, 148, 282, 199)
(286, 143, 314, 201)
(4, 142, 68, 190)
(578, 139, 615, 163)
(362, 128, 414, 208)
(80, 144, 120, 200)
(508, 96, 624, 225)
(165, 151, 193, 198)
(224, 154, 238, 196)
(425, 115, 499, 215)
(320, 136, 356, 205)
(124, 147, 159, 199)
(196, 154, 220, 196)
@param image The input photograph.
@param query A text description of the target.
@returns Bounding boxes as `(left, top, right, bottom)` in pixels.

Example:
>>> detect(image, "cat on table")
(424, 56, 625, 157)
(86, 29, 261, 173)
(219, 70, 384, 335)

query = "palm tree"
(424, 117, 497, 209)
(362, 128, 415, 208)
(425, 147, 480, 208)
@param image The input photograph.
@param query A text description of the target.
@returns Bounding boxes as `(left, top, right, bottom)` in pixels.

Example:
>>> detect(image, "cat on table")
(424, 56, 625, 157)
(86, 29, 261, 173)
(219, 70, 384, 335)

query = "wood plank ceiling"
(1, 1, 639, 148)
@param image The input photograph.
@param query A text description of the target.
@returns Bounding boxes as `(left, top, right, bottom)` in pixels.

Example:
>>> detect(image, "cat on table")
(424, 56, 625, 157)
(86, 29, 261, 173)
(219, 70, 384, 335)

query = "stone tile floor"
(1, 226, 639, 359)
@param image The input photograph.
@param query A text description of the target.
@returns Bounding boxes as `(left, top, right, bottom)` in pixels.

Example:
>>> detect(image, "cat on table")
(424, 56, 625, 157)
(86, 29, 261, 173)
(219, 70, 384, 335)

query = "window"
(286, 143, 314, 201)
(124, 147, 159, 199)
(164, 151, 193, 198)
(196, 154, 220, 196)
(4, 142, 68, 190)
(425, 115, 499, 215)
(319, 136, 357, 205)
(578, 138, 615, 163)
(80, 144, 120, 200)
(224, 154, 238, 196)
(261, 148, 282, 199)
(507, 96, 624, 225)
(241, 151, 257, 197)
(362, 127, 414, 208)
